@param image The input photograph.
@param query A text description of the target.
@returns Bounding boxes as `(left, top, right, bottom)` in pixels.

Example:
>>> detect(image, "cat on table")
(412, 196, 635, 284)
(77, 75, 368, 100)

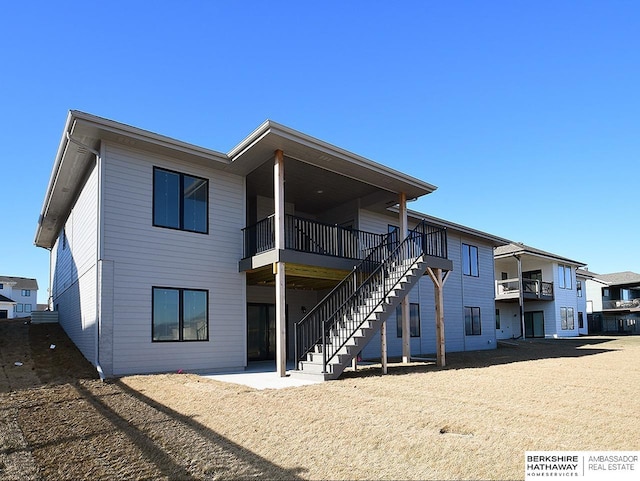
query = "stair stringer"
(293, 256, 428, 380)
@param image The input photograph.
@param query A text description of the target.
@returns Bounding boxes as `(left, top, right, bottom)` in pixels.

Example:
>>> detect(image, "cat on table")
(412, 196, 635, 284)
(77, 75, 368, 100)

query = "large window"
(561, 307, 575, 330)
(21, 289, 31, 297)
(15, 304, 23, 312)
(24, 304, 32, 313)
(558, 265, 572, 289)
(153, 167, 208, 234)
(396, 303, 421, 337)
(152, 287, 208, 341)
(464, 307, 481, 335)
(462, 244, 479, 277)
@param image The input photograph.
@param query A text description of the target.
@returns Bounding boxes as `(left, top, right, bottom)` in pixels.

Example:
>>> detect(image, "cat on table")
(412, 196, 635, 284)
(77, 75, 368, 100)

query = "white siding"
(576, 275, 588, 335)
(101, 142, 246, 375)
(51, 164, 98, 364)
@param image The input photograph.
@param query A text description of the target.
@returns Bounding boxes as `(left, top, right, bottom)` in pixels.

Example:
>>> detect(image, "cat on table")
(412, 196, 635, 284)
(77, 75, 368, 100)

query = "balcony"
(495, 278, 554, 301)
(242, 214, 448, 263)
(602, 298, 640, 310)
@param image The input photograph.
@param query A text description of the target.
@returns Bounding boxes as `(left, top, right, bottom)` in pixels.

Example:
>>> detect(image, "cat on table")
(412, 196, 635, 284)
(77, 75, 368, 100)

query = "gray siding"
(101, 142, 246, 375)
(358, 210, 498, 359)
(51, 164, 98, 365)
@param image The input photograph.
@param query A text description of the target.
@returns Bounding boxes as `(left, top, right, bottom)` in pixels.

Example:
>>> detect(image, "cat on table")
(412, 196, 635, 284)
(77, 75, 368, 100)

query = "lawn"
(1, 319, 639, 480)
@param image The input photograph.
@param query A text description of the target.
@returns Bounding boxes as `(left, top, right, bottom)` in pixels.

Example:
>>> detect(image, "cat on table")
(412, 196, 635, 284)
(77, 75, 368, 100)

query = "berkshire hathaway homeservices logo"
(525, 451, 639, 480)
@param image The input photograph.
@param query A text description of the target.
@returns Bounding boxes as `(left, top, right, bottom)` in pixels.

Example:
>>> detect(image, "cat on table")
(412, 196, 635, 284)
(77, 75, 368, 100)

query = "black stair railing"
(295, 220, 447, 373)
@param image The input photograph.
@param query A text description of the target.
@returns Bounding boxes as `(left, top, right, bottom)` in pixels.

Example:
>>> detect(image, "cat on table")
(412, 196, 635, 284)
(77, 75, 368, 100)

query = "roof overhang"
(495, 244, 586, 267)
(35, 113, 438, 249)
(226, 120, 437, 200)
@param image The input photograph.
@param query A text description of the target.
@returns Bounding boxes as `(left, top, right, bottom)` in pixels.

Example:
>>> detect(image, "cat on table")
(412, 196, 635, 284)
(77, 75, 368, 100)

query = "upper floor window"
(602, 288, 610, 297)
(462, 244, 479, 277)
(153, 167, 208, 234)
(576, 280, 583, 297)
(558, 265, 572, 289)
(396, 303, 421, 337)
(22, 290, 31, 297)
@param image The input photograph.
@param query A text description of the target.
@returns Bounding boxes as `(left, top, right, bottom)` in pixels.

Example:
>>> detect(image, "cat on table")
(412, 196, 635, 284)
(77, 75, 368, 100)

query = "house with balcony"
(585, 271, 640, 334)
(0, 276, 38, 319)
(35, 111, 509, 380)
(494, 243, 585, 339)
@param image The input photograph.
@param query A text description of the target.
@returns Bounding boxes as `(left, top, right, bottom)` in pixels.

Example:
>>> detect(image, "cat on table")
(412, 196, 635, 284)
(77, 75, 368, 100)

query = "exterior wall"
(101, 142, 246, 376)
(585, 279, 605, 312)
(495, 302, 521, 339)
(51, 164, 98, 363)
(576, 275, 588, 335)
(358, 210, 498, 359)
(0, 302, 14, 319)
(551, 263, 579, 337)
(246, 285, 320, 360)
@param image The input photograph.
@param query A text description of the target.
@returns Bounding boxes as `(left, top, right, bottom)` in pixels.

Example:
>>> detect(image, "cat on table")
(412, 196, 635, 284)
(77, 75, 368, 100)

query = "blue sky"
(1, 1, 639, 303)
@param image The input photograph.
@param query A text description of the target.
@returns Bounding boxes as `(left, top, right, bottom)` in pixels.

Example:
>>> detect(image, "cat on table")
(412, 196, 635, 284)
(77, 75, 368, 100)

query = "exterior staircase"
(293, 221, 441, 381)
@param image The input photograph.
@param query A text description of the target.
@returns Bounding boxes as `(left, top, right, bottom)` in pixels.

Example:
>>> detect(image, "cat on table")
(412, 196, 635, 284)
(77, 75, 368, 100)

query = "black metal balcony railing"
(242, 214, 448, 261)
(294, 220, 437, 372)
(603, 298, 640, 310)
(495, 278, 554, 299)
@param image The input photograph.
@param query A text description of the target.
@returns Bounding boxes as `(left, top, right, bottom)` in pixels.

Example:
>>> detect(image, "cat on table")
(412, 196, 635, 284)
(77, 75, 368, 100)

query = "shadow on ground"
(340, 336, 624, 379)
(0, 320, 305, 480)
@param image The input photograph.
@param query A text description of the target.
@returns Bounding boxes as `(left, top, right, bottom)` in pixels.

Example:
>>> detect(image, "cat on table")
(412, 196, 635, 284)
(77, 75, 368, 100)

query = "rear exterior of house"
(36, 111, 506, 378)
(494, 243, 585, 339)
(586, 271, 640, 334)
(0, 277, 38, 319)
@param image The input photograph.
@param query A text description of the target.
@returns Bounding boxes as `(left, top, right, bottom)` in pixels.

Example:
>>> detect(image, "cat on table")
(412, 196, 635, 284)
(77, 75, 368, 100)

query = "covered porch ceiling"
(246, 264, 350, 290)
(228, 120, 437, 215)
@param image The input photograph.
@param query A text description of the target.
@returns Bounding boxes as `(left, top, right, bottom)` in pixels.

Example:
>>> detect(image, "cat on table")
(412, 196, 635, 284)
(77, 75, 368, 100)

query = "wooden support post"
(434, 268, 445, 367)
(380, 319, 388, 375)
(427, 267, 448, 368)
(399, 192, 411, 364)
(274, 149, 287, 377)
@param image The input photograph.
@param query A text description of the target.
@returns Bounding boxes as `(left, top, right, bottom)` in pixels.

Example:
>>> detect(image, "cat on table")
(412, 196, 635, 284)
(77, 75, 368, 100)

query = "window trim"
(152, 286, 209, 342)
(462, 243, 479, 277)
(464, 306, 482, 336)
(152, 166, 209, 234)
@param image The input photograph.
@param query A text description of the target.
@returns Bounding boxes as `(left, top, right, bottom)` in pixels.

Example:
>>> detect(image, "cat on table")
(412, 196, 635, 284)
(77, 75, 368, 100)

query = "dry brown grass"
(2, 319, 639, 480)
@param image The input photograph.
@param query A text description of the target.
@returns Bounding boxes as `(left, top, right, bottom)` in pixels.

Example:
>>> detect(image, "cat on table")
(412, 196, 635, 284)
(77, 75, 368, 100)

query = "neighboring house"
(585, 271, 640, 334)
(35, 111, 509, 380)
(494, 243, 585, 339)
(0, 276, 38, 319)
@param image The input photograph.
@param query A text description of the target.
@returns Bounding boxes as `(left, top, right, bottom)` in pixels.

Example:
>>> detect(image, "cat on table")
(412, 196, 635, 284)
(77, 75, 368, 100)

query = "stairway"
(292, 222, 434, 381)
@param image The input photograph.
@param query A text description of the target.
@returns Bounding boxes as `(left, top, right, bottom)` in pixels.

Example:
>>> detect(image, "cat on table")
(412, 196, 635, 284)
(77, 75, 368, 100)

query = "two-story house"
(35, 111, 508, 380)
(0, 276, 38, 319)
(494, 243, 585, 339)
(585, 271, 640, 334)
